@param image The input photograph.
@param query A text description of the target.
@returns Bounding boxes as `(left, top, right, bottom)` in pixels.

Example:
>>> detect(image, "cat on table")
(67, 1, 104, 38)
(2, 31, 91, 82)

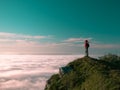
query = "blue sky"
(0, 0, 119, 55)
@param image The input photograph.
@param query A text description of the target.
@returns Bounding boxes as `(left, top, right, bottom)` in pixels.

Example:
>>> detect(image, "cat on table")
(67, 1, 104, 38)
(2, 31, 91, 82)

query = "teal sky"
(0, 0, 120, 55)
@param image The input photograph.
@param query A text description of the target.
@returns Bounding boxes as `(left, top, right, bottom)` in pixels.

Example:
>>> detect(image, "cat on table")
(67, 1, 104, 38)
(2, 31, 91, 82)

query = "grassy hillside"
(45, 54, 120, 90)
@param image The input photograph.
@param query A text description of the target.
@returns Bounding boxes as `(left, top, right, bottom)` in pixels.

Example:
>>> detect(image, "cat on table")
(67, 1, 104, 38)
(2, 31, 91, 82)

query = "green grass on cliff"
(45, 54, 120, 90)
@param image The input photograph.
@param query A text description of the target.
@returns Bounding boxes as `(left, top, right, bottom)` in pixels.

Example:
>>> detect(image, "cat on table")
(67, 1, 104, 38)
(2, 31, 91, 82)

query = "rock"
(45, 55, 120, 90)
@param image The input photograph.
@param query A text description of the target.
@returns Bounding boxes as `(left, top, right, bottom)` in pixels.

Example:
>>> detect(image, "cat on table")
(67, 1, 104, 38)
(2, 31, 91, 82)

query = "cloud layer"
(0, 32, 51, 54)
(64, 37, 92, 43)
(0, 32, 119, 55)
(0, 55, 81, 90)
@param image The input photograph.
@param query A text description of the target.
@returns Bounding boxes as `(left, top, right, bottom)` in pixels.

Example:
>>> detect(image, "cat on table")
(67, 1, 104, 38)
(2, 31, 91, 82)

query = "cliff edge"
(45, 54, 120, 90)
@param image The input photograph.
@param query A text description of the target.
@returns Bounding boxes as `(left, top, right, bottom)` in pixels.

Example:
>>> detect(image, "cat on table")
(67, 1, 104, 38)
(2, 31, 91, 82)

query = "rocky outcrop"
(45, 55, 120, 90)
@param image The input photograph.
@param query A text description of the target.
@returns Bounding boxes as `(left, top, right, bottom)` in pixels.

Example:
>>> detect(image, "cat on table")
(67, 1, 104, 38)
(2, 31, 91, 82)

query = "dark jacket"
(85, 40, 89, 48)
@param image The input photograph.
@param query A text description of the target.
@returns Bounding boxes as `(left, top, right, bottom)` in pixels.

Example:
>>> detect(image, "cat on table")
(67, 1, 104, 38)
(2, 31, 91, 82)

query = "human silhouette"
(84, 40, 90, 56)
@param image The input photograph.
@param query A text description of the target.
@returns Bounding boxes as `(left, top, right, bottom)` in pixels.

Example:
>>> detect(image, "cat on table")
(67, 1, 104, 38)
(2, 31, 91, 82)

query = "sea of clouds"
(0, 55, 82, 90)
